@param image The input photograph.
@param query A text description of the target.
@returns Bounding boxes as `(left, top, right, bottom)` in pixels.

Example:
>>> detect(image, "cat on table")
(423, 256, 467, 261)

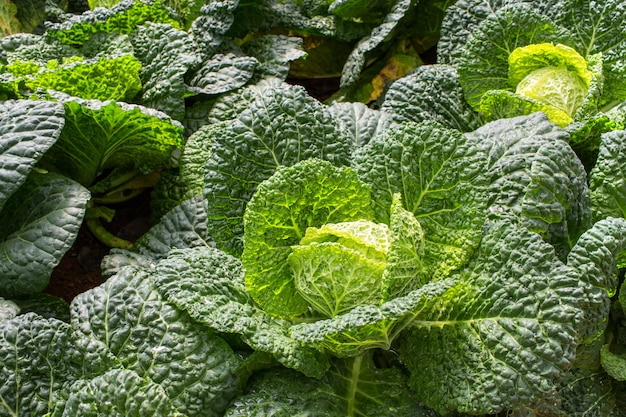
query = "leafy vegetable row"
(1, 0, 626, 416)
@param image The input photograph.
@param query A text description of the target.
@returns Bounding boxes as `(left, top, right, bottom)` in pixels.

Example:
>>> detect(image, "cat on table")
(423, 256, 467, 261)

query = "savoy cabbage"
(111, 102, 625, 415)
(2, 0, 626, 416)
(382, 0, 626, 170)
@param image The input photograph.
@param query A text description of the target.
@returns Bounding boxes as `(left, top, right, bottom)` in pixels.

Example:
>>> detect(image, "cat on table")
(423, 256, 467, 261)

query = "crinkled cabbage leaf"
(0, 54, 142, 101)
(70, 266, 241, 417)
(243, 158, 373, 317)
(590, 130, 626, 221)
(0, 172, 89, 297)
(0, 313, 117, 416)
(466, 112, 592, 260)
(38, 93, 184, 189)
(397, 221, 583, 415)
(353, 120, 488, 279)
(381, 64, 484, 132)
(200, 81, 352, 255)
(152, 245, 331, 378)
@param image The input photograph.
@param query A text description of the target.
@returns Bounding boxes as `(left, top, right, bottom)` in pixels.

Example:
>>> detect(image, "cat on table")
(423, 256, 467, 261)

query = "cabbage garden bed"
(1, 0, 626, 416)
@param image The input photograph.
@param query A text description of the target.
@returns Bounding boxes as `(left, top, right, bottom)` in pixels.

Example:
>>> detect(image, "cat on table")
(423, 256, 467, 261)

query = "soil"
(46, 190, 153, 303)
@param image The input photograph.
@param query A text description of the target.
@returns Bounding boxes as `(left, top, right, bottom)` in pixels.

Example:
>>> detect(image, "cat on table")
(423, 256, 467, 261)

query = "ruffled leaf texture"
(397, 221, 582, 415)
(199, 80, 352, 255)
(152, 246, 331, 378)
(68, 266, 241, 416)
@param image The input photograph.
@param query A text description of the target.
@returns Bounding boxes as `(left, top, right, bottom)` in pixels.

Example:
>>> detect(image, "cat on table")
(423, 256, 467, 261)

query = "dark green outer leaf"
(78, 32, 135, 59)
(514, 367, 619, 416)
(153, 247, 251, 313)
(243, 159, 373, 318)
(398, 221, 582, 415)
(0, 99, 64, 212)
(555, 368, 618, 417)
(205, 77, 281, 124)
(406, 0, 457, 38)
(181, 99, 214, 138)
(437, 0, 522, 65)
(189, 0, 238, 61)
(381, 64, 484, 132)
(520, 139, 592, 254)
(340, 0, 412, 87)
(51, 369, 188, 417)
(137, 193, 213, 257)
(229, 0, 370, 43)
(0, 313, 117, 417)
(568, 217, 626, 297)
(0, 172, 90, 298)
(187, 52, 257, 96)
(153, 246, 331, 378)
(71, 266, 241, 417)
(203, 81, 352, 255)
(240, 35, 307, 80)
(467, 112, 592, 260)
(179, 123, 217, 195)
(328, 101, 393, 147)
(329, 0, 394, 21)
(565, 115, 620, 169)
(130, 22, 198, 121)
(0, 34, 77, 65)
(590, 130, 626, 221)
(566, 217, 626, 369)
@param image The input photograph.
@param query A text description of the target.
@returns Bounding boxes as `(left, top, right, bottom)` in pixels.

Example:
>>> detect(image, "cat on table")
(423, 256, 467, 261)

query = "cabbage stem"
(346, 354, 364, 417)
(85, 206, 134, 249)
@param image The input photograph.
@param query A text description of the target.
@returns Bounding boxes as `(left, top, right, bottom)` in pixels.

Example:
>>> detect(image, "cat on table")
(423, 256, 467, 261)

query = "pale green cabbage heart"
(288, 220, 391, 317)
(509, 43, 593, 120)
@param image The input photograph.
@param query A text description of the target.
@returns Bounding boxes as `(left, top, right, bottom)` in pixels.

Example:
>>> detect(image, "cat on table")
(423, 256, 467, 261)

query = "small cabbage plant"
(380, 0, 626, 167)
(504, 43, 594, 126)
